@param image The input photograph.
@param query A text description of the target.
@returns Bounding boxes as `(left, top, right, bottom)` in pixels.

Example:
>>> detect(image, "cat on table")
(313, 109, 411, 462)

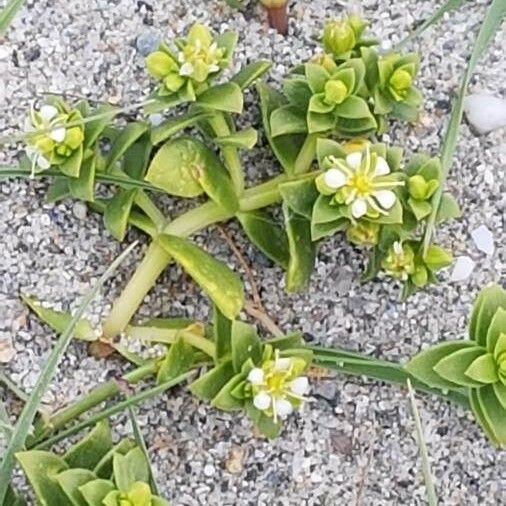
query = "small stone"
(314, 381, 337, 401)
(136, 32, 161, 56)
(464, 94, 506, 134)
(471, 225, 495, 256)
(72, 202, 87, 220)
(450, 256, 475, 282)
(0, 336, 15, 362)
(225, 447, 245, 474)
(149, 113, 163, 126)
(203, 464, 215, 477)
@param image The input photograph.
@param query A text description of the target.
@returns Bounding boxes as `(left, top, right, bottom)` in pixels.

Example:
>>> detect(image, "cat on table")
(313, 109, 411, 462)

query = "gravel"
(1, 0, 505, 504)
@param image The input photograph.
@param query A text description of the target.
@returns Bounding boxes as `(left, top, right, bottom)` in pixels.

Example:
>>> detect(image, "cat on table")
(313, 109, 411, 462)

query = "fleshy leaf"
(404, 341, 476, 389)
(211, 375, 245, 411)
(433, 346, 487, 388)
(213, 304, 232, 362)
(436, 192, 461, 223)
(469, 284, 506, 346)
(105, 122, 148, 171)
(113, 448, 149, 493)
(465, 353, 498, 384)
(68, 155, 96, 202)
(214, 127, 258, 149)
(103, 189, 137, 242)
(231, 60, 272, 90)
(237, 210, 290, 268)
(158, 234, 244, 319)
(476, 385, 506, 446)
(190, 361, 235, 400)
(150, 110, 213, 145)
(231, 321, 262, 373)
(279, 179, 318, 220)
(197, 82, 244, 113)
(157, 337, 194, 384)
(55, 469, 97, 506)
(487, 308, 506, 355)
(270, 105, 308, 137)
(78, 479, 116, 506)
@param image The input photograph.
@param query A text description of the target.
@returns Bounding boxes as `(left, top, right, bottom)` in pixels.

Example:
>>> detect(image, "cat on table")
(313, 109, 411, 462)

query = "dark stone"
(24, 46, 41, 62)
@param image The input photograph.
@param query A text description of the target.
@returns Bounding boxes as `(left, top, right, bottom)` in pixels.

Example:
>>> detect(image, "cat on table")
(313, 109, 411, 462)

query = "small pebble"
(471, 225, 495, 256)
(203, 464, 215, 477)
(136, 32, 161, 56)
(72, 202, 87, 220)
(464, 94, 506, 134)
(450, 256, 475, 282)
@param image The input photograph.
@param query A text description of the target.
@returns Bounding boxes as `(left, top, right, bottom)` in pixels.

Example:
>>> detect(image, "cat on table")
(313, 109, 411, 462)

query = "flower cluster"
(146, 23, 231, 98)
(322, 14, 370, 60)
(24, 101, 84, 176)
(247, 348, 309, 422)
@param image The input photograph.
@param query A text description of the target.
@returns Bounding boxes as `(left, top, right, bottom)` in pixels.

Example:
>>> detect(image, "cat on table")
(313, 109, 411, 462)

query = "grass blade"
(0, 241, 138, 503)
(396, 0, 465, 49)
(0, 0, 24, 36)
(422, 0, 506, 253)
(407, 379, 438, 506)
(127, 406, 160, 495)
(32, 372, 192, 451)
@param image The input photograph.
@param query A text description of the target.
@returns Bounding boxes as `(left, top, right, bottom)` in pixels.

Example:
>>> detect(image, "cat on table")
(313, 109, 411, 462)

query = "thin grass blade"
(0, 241, 138, 503)
(0, 0, 25, 35)
(407, 379, 438, 506)
(422, 0, 506, 253)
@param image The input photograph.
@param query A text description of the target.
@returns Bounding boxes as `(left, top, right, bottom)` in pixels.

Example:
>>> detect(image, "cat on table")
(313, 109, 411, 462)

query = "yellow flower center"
(350, 172, 373, 196)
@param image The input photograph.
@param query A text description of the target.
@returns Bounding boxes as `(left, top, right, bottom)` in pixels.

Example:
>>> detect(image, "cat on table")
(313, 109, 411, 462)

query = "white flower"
(323, 147, 404, 220)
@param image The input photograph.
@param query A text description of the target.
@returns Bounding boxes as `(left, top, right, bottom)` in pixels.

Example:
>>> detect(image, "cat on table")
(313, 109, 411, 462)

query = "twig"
(244, 301, 283, 337)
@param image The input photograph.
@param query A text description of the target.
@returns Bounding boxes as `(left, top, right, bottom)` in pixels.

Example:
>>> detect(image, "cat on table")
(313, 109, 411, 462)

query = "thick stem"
(30, 361, 157, 445)
(102, 243, 171, 340)
(134, 190, 166, 231)
(293, 134, 317, 174)
(265, 3, 289, 35)
(208, 113, 244, 195)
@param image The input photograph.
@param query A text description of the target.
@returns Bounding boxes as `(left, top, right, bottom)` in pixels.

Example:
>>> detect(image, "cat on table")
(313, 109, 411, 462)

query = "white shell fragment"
(463, 94, 506, 135)
(450, 256, 475, 282)
(471, 225, 495, 256)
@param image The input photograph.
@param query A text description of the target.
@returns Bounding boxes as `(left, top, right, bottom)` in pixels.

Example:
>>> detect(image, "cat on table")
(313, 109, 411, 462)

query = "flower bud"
(381, 241, 415, 280)
(311, 53, 338, 73)
(389, 68, 412, 100)
(187, 23, 213, 47)
(324, 79, 348, 105)
(346, 221, 379, 247)
(408, 175, 428, 200)
(145, 51, 177, 79)
(323, 18, 356, 57)
(65, 127, 84, 150)
(423, 245, 452, 271)
(411, 265, 428, 287)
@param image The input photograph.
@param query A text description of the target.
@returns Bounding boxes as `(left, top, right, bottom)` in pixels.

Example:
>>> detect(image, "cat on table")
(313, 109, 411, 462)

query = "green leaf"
(408, 198, 432, 221)
(15, 451, 69, 504)
(476, 384, 506, 446)
(55, 469, 97, 506)
(423, 244, 453, 270)
(307, 111, 335, 134)
(311, 218, 347, 241)
(214, 31, 238, 66)
(404, 341, 476, 389)
(64, 420, 112, 470)
(237, 210, 290, 269)
(78, 479, 116, 506)
(157, 337, 194, 384)
(93, 440, 137, 479)
(334, 96, 373, 119)
(211, 375, 245, 411)
(105, 122, 148, 171)
(493, 327, 506, 360)
(231, 321, 262, 372)
(365, 199, 403, 225)
(283, 204, 315, 292)
(316, 138, 347, 167)
(150, 110, 213, 145)
(46, 177, 70, 203)
(104, 189, 137, 241)
(245, 403, 281, 439)
(0, 244, 136, 504)
(214, 127, 258, 149)
(68, 155, 96, 202)
(465, 353, 498, 384)
(256, 82, 307, 174)
(21, 294, 96, 341)
(158, 234, 244, 319)
(231, 60, 272, 90)
(283, 78, 312, 110)
(84, 104, 116, 150)
(113, 447, 149, 493)
(469, 284, 506, 346)
(436, 192, 461, 223)
(270, 105, 308, 137)
(305, 63, 329, 93)
(312, 194, 344, 224)
(60, 144, 84, 178)
(433, 347, 487, 388)
(190, 361, 235, 400)
(0, 0, 25, 36)
(279, 179, 318, 220)
(197, 82, 244, 113)
(493, 382, 506, 410)
(213, 304, 232, 362)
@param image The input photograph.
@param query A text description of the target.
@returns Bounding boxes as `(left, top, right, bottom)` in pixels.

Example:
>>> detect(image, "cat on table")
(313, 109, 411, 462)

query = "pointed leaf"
(404, 341, 476, 389)
(104, 189, 137, 241)
(55, 469, 97, 506)
(190, 361, 235, 400)
(83, 104, 116, 149)
(279, 179, 318, 220)
(105, 122, 148, 171)
(487, 308, 506, 355)
(283, 204, 315, 292)
(214, 127, 258, 149)
(197, 82, 243, 113)
(68, 155, 96, 202)
(305, 63, 329, 93)
(157, 337, 194, 384)
(469, 285, 506, 346)
(231, 321, 262, 372)
(476, 385, 506, 445)
(78, 479, 116, 506)
(231, 60, 272, 90)
(60, 144, 84, 178)
(237, 210, 289, 268)
(158, 234, 244, 319)
(21, 295, 96, 341)
(465, 353, 498, 384)
(46, 177, 70, 203)
(436, 192, 461, 223)
(113, 448, 149, 493)
(211, 374, 245, 410)
(433, 347, 486, 387)
(270, 105, 308, 137)
(64, 420, 112, 470)
(316, 138, 347, 167)
(93, 440, 137, 479)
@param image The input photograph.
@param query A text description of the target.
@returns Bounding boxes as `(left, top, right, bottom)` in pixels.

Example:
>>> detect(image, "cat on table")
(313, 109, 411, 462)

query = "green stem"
(208, 113, 244, 194)
(134, 190, 166, 231)
(30, 361, 157, 444)
(311, 348, 470, 409)
(293, 133, 317, 174)
(31, 372, 192, 450)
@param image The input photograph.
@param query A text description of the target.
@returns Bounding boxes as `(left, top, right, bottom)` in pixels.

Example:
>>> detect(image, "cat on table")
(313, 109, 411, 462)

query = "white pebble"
(471, 225, 495, 256)
(450, 256, 475, 282)
(72, 202, 87, 220)
(203, 464, 215, 477)
(464, 94, 506, 134)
